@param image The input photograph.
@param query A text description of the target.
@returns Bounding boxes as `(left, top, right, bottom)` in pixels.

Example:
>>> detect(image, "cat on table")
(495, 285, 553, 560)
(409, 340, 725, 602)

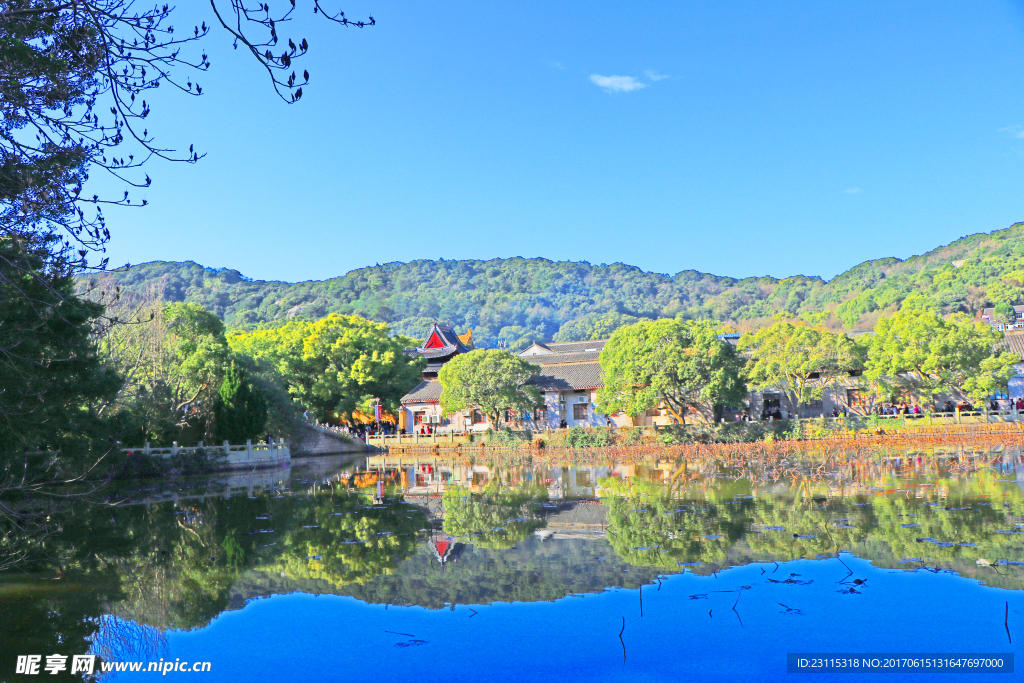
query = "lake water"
(2, 446, 1023, 682)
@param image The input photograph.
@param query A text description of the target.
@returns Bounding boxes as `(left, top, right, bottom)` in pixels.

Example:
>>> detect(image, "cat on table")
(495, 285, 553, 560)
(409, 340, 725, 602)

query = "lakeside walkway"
(366, 408, 1024, 451)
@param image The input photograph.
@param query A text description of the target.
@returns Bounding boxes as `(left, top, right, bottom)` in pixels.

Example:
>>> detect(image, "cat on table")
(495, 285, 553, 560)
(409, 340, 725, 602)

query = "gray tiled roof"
(524, 349, 603, 365)
(415, 346, 461, 360)
(529, 361, 603, 391)
(401, 380, 443, 404)
(428, 324, 470, 351)
(1000, 331, 1024, 360)
(518, 338, 606, 390)
(538, 340, 607, 354)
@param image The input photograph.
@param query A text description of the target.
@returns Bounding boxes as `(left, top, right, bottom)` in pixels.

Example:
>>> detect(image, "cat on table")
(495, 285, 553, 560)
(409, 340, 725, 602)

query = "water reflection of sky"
(4, 448, 1024, 681)
(139, 555, 1021, 683)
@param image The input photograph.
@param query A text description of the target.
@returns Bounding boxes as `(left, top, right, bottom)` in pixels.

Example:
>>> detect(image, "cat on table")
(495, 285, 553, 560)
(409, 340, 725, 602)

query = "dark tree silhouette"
(213, 362, 267, 444)
(0, 0, 373, 274)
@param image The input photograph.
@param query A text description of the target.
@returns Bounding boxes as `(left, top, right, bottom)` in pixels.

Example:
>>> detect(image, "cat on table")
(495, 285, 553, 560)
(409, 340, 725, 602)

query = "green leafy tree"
(102, 301, 234, 444)
(598, 319, 747, 424)
(986, 282, 1024, 312)
(554, 312, 642, 342)
(864, 296, 1018, 405)
(438, 349, 541, 428)
(212, 363, 267, 444)
(740, 321, 863, 415)
(228, 314, 423, 423)
(993, 301, 1017, 325)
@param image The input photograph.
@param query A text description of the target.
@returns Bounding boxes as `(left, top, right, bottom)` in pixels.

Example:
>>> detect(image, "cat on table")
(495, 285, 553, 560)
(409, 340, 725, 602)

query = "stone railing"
(365, 432, 474, 448)
(122, 440, 290, 469)
(861, 409, 1021, 425)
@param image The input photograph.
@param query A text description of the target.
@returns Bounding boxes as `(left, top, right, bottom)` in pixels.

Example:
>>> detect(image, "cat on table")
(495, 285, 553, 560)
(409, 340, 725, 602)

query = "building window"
(534, 407, 547, 421)
(573, 403, 587, 420)
(846, 389, 862, 408)
(413, 411, 426, 425)
(472, 410, 484, 424)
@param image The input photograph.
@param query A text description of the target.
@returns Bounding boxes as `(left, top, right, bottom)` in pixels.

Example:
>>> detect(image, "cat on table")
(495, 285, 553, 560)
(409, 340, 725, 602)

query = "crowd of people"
(874, 402, 926, 416)
(303, 412, 399, 442)
(751, 398, 1024, 421)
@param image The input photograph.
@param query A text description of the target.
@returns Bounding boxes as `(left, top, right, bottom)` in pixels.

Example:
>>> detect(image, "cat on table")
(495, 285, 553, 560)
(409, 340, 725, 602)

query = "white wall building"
(518, 340, 615, 429)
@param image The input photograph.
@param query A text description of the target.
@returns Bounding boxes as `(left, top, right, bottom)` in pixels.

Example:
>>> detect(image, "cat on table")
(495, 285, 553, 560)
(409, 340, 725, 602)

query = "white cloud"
(590, 74, 647, 93)
(998, 126, 1024, 139)
(645, 70, 669, 81)
(843, 187, 861, 194)
(550, 62, 565, 70)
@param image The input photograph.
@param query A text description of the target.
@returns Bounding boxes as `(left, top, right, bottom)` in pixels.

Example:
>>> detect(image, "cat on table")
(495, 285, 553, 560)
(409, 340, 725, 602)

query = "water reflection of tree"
(4, 462, 1023, 666)
(338, 537, 663, 609)
(598, 470, 1024, 588)
(0, 489, 435, 650)
(441, 483, 547, 550)
(599, 477, 754, 569)
(91, 616, 167, 667)
(0, 569, 122, 676)
(99, 493, 309, 631)
(746, 472, 1024, 574)
(0, 499, 140, 673)
(267, 493, 428, 586)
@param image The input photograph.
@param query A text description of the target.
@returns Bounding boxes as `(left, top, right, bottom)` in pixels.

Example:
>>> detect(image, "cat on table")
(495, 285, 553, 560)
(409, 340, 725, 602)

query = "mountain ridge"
(81, 222, 1024, 349)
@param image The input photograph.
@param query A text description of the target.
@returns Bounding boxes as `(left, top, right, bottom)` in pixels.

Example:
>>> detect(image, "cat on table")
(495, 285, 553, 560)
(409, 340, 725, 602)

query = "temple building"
(517, 340, 616, 429)
(398, 323, 472, 431)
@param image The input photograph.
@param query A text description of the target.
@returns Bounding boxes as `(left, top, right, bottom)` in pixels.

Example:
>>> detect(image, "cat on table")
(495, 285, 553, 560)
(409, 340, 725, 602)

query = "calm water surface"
(2, 447, 1023, 682)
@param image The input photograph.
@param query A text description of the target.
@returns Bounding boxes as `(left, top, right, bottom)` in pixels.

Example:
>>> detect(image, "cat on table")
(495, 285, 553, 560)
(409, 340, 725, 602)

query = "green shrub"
(477, 428, 532, 447)
(546, 425, 615, 448)
(116, 450, 167, 479)
(170, 447, 227, 474)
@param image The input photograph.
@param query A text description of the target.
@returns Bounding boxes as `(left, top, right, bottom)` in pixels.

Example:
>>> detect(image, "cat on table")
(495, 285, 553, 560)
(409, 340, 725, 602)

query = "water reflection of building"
(429, 531, 465, 567)
(365, 454, 627, 500)
(538, 465, 610, 499)
(535, 502, 608, 540)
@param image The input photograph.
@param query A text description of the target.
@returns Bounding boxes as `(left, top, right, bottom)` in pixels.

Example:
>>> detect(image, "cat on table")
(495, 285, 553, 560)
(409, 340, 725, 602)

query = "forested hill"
(81, 221, 1024, 349)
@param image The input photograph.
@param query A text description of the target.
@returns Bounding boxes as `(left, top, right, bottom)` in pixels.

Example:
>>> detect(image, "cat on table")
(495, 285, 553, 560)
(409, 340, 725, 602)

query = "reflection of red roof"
(429, 531, 460, 564)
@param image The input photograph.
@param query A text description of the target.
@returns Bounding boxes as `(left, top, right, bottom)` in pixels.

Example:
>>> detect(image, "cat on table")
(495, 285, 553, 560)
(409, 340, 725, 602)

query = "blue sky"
(96, 0, 1024, 284)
